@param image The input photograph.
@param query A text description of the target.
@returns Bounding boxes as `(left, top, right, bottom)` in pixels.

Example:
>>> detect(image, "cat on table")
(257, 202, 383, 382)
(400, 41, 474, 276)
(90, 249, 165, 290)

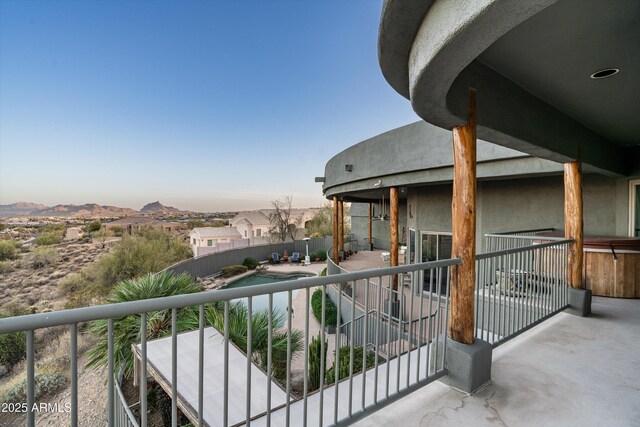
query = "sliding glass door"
(420, 231, 452, 295)
(631, 180, 640, 237)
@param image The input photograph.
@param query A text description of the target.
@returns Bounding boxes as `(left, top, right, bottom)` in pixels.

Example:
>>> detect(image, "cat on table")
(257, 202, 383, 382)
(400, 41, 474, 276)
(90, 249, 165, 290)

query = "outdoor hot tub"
(582, 237, 640, 298)
(536, 234, 640, 298)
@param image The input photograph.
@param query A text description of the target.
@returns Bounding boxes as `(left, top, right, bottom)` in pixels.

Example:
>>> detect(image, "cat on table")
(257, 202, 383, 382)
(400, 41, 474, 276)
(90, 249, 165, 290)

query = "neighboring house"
(230, 208, 321, 244)
(104, 217, 183, 234)
(65, 227, 84, 240)
(189, 227, 246, 257)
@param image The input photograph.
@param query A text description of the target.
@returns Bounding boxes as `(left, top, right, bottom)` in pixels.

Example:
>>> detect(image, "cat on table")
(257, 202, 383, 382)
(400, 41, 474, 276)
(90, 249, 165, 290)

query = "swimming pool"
(224, 272, 315, 324)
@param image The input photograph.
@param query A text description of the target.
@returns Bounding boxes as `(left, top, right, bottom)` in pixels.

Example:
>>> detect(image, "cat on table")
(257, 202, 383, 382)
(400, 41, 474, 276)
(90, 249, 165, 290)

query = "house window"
(630, 179, 640, 237)
(420, 231, 452, 295)
(252, 230, 255, 237)
(192, 238, 196, 244)
(244, 230, 247, 237)
(207, 240, 213, 246)
(256, 229, 262, 237)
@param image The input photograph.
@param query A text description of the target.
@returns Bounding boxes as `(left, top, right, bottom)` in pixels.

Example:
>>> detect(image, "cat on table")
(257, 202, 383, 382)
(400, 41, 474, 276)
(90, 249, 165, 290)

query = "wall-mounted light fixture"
(314, 177, 326, 182)
(373, 179, 382, 188)
(345, 164, 353, 172)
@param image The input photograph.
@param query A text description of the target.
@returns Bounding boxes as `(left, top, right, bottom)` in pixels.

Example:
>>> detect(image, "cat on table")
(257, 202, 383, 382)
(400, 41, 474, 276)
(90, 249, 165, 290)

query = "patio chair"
(291, 252, 301, 263)
(271, 252, 281, 264)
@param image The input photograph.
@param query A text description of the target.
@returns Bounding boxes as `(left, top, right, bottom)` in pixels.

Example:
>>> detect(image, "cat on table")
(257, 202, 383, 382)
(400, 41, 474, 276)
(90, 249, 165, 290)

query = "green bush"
(0, 240, 20, 261)
(30, 247, 60, 269)
(86, 221, 102, 233)
(311, 288, 337, 327)
(34, 231, 64, 246)
(320, 267, 327, 276)
(325, 346, 375, 384)
(221, 265, 248, 278)
(0, 261, 13, 274)
(242, 257, 259, 270)
(308, 333, 327, 391)
(311, 250, 327, 261)
(2, 372, 67, 404)
(0, 312, 26, 367)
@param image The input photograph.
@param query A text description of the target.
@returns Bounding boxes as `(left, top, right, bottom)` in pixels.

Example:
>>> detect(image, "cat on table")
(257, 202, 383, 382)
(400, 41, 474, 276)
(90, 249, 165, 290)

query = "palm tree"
(196, 302, 303, 382)
(86, 272, 202, 378)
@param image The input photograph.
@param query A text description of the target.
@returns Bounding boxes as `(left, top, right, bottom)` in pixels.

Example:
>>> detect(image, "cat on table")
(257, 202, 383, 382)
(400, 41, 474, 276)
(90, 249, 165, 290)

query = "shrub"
(86, 273, 202, 378)
(325, 346, 375, 384)
(2, 373, 67, 404)
(0, 316, 26, 367)
(311, 250, 327, 262)
(320, 267, 327, 277)
(221, 265, 248, 278)
(311, 288, 337, 327)
(242, 257, 259, 270)
(86, 221, 102, 233)
(0, 261, 13, 274)
(58, 273, 86, 296)
(30, 247, 60, 269)
(0, 240, 19, 261)
(34, 231, 63, 246)
(308, 333, 327, 391)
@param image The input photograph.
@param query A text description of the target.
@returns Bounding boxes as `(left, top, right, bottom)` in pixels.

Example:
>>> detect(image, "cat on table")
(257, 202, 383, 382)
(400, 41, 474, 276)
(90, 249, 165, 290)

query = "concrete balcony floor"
(354, 296, 640, 426)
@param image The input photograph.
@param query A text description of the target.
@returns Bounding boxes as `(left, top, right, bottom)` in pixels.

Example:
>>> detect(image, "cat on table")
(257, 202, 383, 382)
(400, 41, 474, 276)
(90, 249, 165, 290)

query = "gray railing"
(474, 238, 572, 347)
(484, 228, 559, 251)
(114, 374, 138, 427)
(0, 258, 459, 427)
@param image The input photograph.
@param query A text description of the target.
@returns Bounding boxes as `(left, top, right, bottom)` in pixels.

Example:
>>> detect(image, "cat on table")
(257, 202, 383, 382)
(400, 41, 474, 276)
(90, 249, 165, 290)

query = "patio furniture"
(271, 253, 281, 264)
(291, 252, 301, 263)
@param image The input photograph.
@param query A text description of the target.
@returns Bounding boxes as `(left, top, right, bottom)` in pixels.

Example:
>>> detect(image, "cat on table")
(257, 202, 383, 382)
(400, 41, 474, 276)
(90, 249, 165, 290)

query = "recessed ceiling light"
(590, 68, 619, 79)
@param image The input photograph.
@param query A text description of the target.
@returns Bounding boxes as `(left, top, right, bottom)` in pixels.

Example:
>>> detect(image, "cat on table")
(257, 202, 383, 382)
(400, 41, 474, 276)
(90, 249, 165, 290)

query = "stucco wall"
(352, 174, 630, 254)
(350, 202, 407, 250)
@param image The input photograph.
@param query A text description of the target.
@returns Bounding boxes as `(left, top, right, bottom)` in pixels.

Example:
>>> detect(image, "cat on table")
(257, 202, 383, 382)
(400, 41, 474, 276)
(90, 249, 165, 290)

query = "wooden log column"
(564, 161, 584, 288)
(449, 90, 477, 345)
(368, 202, 373, 248)
(332, 196, 340, 265)
(390, 187, 399, 291)
(338, 200, 344, 254)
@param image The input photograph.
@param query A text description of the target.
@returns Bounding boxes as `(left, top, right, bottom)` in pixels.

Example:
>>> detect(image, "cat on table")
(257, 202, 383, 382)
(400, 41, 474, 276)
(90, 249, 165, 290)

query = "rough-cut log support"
(390, 187, 399, 292)
(449, 89, 476, 345)
(338, 200, 344, 254)
(368, 203, 373, 247)
(332, 196, 340, 265)
(564, 161, 584, 288)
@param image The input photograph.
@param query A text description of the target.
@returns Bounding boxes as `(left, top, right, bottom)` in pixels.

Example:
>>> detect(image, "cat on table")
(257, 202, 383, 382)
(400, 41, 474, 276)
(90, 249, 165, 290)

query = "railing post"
(390, 187, 399, 292)
(368, 202, 373, 250)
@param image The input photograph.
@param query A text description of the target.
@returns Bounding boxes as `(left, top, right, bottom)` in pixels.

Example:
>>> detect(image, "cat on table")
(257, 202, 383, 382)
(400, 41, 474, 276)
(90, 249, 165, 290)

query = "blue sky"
(0, 0, 419, 212)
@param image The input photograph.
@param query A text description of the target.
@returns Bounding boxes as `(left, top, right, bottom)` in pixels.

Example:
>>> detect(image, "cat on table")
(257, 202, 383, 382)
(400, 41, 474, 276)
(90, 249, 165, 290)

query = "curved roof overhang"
(378, 0, 639, 177)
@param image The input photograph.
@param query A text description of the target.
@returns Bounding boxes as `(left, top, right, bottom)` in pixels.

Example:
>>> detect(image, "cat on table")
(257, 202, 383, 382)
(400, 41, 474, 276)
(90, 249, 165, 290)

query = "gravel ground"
(2, 358, 107, 427)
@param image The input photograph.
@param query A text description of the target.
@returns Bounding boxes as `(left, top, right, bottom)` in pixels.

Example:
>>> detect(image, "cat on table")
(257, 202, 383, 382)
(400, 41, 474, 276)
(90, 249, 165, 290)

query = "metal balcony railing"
(475, 238, 573, 346)
(0, 258, 460, 427)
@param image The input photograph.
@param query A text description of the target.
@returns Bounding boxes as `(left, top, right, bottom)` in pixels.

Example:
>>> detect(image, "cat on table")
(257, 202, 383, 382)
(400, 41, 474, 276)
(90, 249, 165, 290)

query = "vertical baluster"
(247, 297, 253, 427)
(374, 276, 382, 404)
(348, 280, 355, 417)
(406, 271, 414, 388)
(108, 320, 114, 427)
(416, 268, 425, 383)
(442, 266, 451, 372)
(396, 282, 404, 393)
(70, 323, 78, 427)
(198, 305, 204, 427)
(319, 286, 326, 427)
(385, 278, 392, 399)
(425, 267, 434, 376)
(224, 302, 229, 427)
(362, 277, 370, 410)
(140, 313, 147, 427)
(434, 267, 443, 371)
(267, 294, 273, 427)
(303, 288, 310, 427)
(334, 283, 342, 425)
(171, 308, 178, 427)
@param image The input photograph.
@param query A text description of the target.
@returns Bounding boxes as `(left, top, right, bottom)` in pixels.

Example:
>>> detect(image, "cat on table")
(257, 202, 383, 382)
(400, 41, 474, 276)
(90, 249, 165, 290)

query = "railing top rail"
(0, 258, 461, 334)
(476, 238, 574, 260)
(484, 233, 567, 242)
(491, 228, 555, 235)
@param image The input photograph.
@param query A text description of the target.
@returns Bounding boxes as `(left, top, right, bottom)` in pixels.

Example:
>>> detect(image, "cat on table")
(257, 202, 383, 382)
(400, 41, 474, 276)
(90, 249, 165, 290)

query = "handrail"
(491, 228, 556, 235)
(483, 233, 567, 242)
(476, 238, 574, 260)
(0, 258, 461, 334)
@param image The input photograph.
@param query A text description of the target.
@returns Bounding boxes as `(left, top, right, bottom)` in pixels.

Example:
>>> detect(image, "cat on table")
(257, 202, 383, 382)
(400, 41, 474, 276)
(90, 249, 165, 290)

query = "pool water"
(225, 273, 314, 324)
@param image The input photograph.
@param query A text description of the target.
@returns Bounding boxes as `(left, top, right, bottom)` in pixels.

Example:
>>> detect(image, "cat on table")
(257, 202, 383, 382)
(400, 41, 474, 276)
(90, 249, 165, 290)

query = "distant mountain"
(0, 202, 50, 217)
(29, 204, 138, 218)
(140, 201, 182, 214)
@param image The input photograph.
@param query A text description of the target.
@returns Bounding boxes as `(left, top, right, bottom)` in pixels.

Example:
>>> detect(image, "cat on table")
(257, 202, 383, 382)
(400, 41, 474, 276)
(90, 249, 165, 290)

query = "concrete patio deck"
(354, 296, 640, 426)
